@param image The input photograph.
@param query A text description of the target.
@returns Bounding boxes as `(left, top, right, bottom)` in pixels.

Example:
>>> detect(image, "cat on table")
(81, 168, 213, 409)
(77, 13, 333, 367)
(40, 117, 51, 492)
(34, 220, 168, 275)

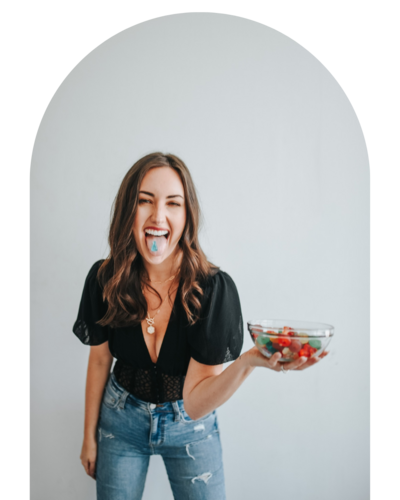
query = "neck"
(142, 251, 182, 284)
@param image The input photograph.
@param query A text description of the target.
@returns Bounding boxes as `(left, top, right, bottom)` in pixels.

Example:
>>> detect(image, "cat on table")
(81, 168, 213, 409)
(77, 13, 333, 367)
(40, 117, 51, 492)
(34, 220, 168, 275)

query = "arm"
(80, 342, 113, 479)
(183, 346, 327, 420)
(182, 353, 254, 421)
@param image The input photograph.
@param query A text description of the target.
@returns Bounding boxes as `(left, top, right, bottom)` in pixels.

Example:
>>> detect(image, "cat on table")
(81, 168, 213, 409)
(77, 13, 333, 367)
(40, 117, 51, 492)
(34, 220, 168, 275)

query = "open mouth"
(144, 228, 170, 239)
(144, 228, 170, 255)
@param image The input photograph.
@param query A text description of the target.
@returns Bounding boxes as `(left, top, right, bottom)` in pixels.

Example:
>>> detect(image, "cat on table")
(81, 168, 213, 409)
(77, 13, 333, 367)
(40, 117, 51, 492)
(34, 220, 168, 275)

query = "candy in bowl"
(248, 320, 334, 363)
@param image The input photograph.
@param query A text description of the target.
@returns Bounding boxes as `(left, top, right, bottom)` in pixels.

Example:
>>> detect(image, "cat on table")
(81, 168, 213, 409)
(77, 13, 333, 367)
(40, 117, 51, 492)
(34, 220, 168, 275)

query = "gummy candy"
(251, 325, 327, 361)
(309, 339, 321, 349)
(278, 337, 291, 347)
(298, 333, 309, 345)
(151, 240, 158, 252)
(288, 339, 302, 353)
(283, 326, 294, 336)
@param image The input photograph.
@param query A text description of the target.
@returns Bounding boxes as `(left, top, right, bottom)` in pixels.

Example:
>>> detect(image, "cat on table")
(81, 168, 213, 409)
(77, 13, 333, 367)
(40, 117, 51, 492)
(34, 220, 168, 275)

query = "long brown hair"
(97, 152, 218, 328)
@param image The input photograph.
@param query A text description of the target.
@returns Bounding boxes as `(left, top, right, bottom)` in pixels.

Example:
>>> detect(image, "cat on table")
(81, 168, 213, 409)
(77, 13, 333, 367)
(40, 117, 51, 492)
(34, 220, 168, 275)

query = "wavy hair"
(96, 152, 218, 328)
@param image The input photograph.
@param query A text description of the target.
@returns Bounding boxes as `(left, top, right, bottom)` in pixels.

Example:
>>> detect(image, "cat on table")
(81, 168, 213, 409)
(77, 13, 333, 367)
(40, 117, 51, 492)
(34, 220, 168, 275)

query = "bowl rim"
(247, 319, 334, 338)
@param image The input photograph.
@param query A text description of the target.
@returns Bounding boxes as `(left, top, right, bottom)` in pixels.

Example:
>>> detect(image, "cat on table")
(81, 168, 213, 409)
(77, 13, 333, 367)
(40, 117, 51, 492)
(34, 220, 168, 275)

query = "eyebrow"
(139, 191, 184, 199)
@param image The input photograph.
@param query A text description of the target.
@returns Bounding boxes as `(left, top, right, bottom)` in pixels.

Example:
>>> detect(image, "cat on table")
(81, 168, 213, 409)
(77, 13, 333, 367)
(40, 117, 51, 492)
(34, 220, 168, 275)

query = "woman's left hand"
(286, 349, 329, 370)
(243, 346, 329, 372)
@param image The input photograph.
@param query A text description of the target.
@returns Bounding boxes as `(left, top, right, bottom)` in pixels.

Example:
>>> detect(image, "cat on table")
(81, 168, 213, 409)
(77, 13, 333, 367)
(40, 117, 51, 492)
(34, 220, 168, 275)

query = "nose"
(151, 201, 166, 225)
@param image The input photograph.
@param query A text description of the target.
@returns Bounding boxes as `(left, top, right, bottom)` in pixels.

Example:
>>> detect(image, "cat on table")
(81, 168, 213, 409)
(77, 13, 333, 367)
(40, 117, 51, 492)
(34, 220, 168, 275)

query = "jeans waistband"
(108, 372, 183, 421)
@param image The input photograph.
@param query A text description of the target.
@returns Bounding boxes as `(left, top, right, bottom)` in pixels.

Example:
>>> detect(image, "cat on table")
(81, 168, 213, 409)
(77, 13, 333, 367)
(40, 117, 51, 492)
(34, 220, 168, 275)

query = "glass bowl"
(248, 319, 334, 363)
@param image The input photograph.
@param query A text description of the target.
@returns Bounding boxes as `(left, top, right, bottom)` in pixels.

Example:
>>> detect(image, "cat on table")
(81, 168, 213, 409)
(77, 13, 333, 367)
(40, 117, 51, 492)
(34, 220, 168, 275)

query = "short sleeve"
(72, 260, 110, 346)
(188, 271, 244, 365)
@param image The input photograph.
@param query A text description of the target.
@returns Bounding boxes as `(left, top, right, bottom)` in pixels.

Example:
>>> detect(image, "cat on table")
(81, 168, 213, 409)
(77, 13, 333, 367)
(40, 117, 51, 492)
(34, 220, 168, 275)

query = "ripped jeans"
(96, 372, 226, 500)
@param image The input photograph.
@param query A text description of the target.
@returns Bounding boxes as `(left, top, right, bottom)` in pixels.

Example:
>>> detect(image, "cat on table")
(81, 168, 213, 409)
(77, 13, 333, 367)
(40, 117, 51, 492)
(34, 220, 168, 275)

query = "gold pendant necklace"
(142, 268, 180, 334)
(142, 285, 172, 335)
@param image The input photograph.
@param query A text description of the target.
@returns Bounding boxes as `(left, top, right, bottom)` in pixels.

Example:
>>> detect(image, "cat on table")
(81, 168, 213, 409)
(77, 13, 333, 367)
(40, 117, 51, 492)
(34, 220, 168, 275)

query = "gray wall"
(31, 13, 369, 500)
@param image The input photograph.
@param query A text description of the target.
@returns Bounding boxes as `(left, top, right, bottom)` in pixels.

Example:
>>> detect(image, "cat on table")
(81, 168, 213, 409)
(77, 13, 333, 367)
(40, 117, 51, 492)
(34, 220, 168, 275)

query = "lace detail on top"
(113, 360, 185, 403)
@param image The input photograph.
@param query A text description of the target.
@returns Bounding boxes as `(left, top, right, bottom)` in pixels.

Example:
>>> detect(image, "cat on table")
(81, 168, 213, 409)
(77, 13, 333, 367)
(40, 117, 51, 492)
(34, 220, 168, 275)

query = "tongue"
(146, 235, 168, 256)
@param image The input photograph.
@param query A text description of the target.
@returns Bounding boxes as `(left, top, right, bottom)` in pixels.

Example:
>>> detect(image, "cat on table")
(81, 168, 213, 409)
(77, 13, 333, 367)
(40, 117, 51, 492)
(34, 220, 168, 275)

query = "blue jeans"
(96, 372, 226, 500)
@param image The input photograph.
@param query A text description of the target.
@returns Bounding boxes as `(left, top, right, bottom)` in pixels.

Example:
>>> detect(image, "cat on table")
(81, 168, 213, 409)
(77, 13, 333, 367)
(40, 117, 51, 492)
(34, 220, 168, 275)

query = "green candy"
(256, 336, 269, 345)
(309, 339, 322, 349)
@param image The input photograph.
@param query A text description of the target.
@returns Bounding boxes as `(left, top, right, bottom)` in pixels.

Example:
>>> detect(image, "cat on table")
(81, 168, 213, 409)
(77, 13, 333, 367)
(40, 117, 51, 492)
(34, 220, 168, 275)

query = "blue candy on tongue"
(146, 234, 168, 256)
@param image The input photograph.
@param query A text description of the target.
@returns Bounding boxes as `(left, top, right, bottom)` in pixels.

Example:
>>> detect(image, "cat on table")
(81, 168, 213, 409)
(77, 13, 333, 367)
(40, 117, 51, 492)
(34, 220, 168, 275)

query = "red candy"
(278, 337, 291, 347)
(298, 344, 317, 358)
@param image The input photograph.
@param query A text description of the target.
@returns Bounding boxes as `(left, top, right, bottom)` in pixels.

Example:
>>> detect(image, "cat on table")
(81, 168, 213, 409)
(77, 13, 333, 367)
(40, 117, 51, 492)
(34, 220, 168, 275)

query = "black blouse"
(72, 260, 243, 404)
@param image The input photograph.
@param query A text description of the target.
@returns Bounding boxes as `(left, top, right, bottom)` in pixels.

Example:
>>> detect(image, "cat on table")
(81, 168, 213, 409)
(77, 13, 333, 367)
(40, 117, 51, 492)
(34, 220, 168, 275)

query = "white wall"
(31, 13, 369, 500)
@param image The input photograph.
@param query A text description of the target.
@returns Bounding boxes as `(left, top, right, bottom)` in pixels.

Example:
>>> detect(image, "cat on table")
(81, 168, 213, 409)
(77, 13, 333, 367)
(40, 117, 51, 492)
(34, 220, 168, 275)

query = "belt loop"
(118, 390, 130, 410)
(171, 401, 181, 422)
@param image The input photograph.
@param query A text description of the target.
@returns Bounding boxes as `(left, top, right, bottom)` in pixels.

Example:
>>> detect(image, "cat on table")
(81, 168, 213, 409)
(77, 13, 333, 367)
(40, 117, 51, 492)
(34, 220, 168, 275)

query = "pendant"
(147, 326, 155, 334)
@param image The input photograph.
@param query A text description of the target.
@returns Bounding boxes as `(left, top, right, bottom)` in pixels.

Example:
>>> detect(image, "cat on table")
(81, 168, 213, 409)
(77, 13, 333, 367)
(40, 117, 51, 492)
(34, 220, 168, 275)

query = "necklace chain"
(142, 270, 180, 335)
(147, 268, 180, 285)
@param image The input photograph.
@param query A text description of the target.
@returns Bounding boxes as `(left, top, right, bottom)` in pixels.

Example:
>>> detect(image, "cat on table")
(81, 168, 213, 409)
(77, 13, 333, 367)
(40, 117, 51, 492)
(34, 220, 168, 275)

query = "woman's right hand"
(80, 437, 97, 480)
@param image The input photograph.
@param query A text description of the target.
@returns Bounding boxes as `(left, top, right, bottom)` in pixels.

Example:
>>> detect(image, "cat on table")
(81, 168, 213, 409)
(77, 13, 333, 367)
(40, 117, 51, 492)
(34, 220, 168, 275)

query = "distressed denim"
(96, 372, 226, 500)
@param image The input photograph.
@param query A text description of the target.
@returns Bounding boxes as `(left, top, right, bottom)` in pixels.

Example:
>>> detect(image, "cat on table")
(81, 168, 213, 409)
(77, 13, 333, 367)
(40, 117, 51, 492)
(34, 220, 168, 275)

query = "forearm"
(83, 355, 113, 441)
(184, 351, 255, 420)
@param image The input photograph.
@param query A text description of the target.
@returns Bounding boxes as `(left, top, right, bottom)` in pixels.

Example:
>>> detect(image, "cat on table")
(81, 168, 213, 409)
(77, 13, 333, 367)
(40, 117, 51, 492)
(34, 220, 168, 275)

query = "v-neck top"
(72, 260, 244, 403)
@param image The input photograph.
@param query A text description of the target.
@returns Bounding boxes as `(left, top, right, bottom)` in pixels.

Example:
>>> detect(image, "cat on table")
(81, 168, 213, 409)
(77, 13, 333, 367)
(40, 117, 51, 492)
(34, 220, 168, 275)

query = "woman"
(73, 152, 327, 500)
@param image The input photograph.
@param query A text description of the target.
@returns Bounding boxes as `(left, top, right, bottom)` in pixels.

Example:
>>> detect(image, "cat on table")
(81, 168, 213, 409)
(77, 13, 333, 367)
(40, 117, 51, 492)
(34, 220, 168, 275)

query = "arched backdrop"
(31, 12, 369, 500)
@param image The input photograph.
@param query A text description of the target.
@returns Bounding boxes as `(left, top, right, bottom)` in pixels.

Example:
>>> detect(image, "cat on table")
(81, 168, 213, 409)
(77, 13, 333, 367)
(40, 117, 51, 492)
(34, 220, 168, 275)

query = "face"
(133, 166, 186, 267)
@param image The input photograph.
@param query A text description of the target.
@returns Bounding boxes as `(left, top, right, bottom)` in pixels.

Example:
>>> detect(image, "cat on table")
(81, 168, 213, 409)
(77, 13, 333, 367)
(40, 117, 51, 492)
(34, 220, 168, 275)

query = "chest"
(141, 286, 178, 364)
